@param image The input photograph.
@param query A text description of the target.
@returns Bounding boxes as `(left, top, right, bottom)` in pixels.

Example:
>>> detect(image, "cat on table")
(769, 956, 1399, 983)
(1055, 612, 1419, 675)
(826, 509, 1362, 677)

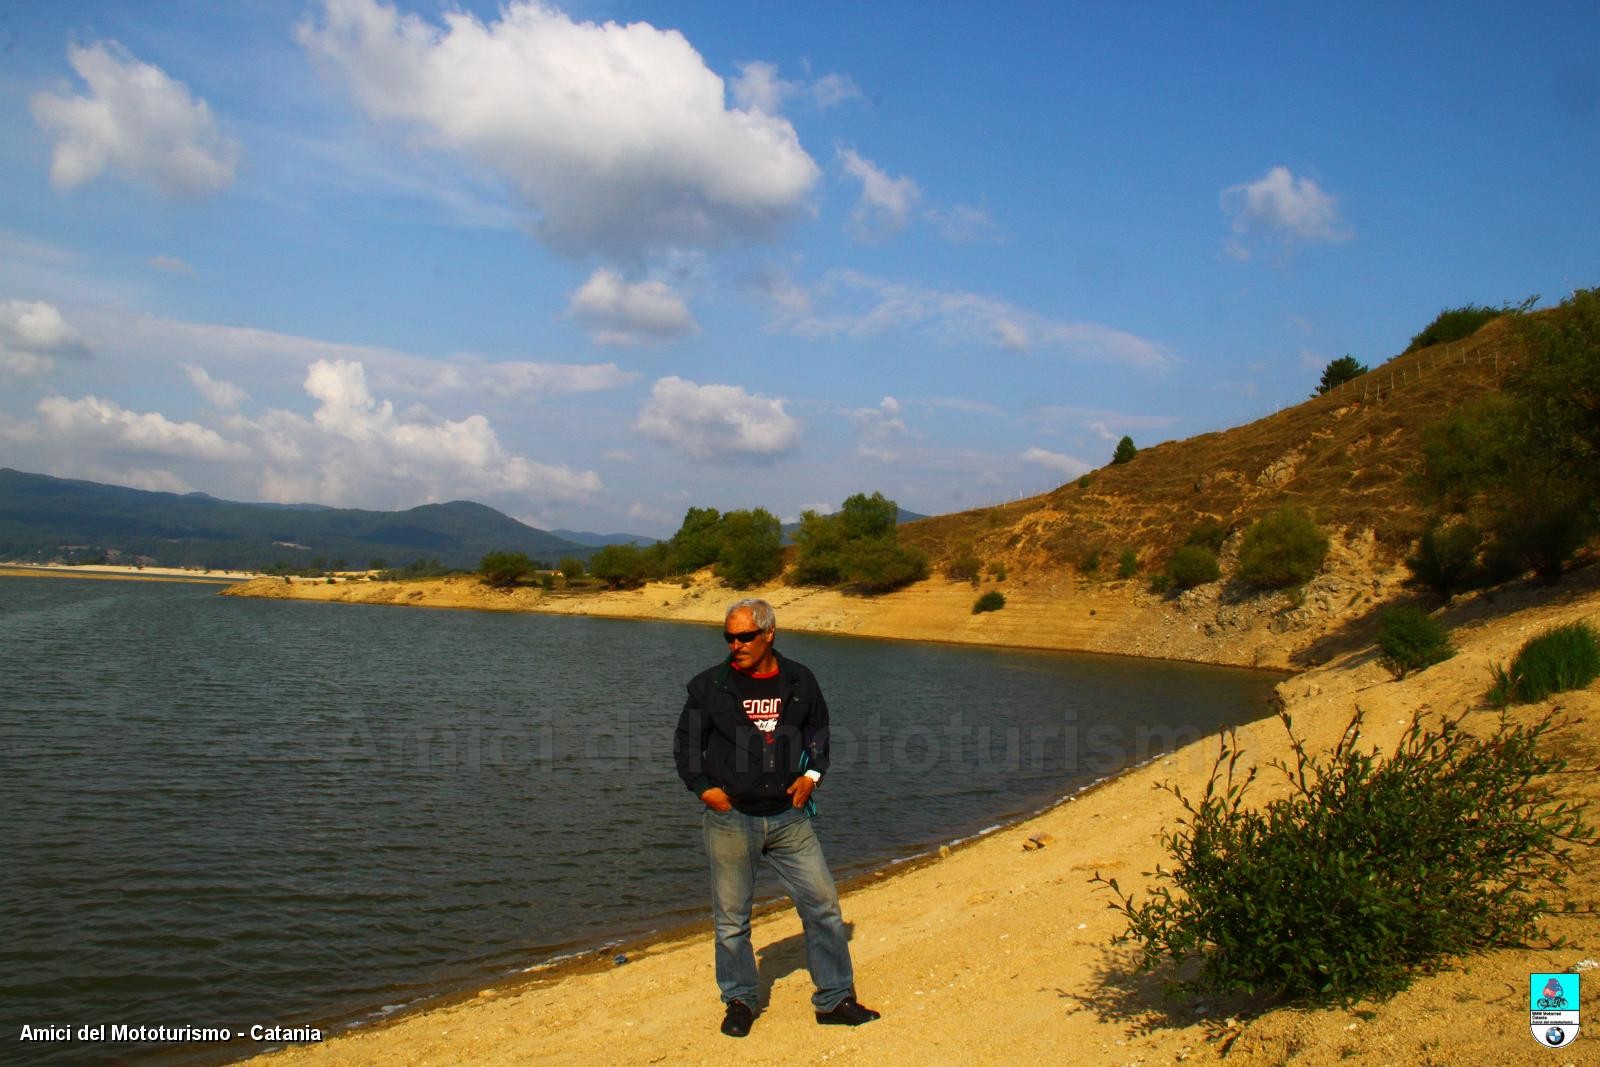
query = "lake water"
(0, 577, 1283, 1064)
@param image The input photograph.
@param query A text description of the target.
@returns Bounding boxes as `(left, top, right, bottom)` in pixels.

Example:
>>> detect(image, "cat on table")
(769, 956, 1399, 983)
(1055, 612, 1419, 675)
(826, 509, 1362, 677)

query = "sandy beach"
(238, 564, 1600, 1066)
(0, 562, 255, 584)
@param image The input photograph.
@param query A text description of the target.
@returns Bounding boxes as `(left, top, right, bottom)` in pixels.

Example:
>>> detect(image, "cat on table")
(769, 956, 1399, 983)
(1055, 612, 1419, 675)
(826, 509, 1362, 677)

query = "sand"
(0, 562, 254, 583)
(241, 565, 1600, 1066)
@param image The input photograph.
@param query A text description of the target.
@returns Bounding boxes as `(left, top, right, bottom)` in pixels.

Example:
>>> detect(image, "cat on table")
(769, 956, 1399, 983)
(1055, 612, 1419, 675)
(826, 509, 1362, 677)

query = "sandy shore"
(246, 568, 1600, 1066)
(1, 562, 255, 583)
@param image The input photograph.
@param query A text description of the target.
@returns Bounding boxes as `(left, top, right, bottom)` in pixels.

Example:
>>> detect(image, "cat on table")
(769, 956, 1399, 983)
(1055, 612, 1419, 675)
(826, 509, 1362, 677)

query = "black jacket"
(673, 650, 831, 816)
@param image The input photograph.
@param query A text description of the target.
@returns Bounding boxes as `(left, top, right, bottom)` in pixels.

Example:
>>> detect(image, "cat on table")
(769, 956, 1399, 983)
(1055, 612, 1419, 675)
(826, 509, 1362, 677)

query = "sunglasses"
(723, 628, 766, 644)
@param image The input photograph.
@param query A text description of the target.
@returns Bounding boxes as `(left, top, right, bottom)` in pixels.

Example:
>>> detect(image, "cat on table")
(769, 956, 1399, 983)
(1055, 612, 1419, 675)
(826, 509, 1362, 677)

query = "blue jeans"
(702, 806, 855, 1012)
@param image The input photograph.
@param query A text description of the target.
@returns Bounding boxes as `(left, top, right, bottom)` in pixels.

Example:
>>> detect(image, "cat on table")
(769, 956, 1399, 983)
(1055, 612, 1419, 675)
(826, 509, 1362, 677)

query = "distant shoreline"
(0, 562, 253, 584)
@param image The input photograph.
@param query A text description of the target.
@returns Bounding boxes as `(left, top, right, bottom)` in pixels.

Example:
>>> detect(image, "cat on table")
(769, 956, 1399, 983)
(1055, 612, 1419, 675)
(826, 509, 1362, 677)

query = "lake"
(0, 576, 1283, 1064)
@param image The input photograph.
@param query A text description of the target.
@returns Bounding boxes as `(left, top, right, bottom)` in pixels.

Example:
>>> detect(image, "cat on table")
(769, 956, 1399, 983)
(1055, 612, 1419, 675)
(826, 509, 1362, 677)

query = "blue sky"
(1, 1, 1595, 537)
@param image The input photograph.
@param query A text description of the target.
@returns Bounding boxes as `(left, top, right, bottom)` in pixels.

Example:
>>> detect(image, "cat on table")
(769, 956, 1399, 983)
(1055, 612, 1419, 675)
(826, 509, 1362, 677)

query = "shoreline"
(1, 562, 255, 584)
(244, 565, 1599, 1065)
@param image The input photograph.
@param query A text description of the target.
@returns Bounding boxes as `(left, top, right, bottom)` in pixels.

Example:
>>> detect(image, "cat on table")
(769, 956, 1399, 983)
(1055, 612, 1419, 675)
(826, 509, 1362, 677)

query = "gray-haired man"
(672, 598, 879, 1037)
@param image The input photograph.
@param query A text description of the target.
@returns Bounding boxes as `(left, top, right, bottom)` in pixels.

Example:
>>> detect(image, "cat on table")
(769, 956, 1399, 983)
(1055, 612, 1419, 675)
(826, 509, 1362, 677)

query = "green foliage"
(1096, 708, 1593, 1004)
(992, 562, 1007, 581)
(1414, 291, 1600, 584)
(1315, 355, 1369, 395)
(1077, 474, 1092, 489)
(539, 573, 555, 591)
(792, 491, 927, 592)
(558, 557, 585, 581)
(946, 547, 983, 583)
(588, 543, 662, 589)
(1405, 520, 1487, 598)
(1405, 302, 1516, 353)
(1488, 622, 1600, 707)
(972, 590, 1006, 614)
(1237, 506, 1329, 589)
(668, 506, 723, 574)
(1184, 518, 1228, 555)
(1148, 573, 1172, 595)
(1112, 435, 1137, 465)
(1079, 547, 1102, 574)
(1118, 547, 1140, 579)
(711, 508, 784, 589)
(1376, 606, 1456, 678)
(479, 550, 539, 588)
(1168, 545, 1221, 590)
(377, 557, 452, 581)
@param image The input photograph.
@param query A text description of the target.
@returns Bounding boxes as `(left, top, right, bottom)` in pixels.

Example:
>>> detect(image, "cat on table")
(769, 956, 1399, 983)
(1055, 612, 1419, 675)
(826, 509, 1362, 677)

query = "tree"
(1112, 435, 1137, 464)
(669, 506, 723, 574)
(558, 557, 585, 581)
(479, 550, 538, 588)
(791, 491, 927, 593)
(1168, 545, 1221, 590)
(588, 543, 657, 589)
(1315, 355, 1368, 395)
(1237, 507, 1330, 589)
(713, 508, 784, 588)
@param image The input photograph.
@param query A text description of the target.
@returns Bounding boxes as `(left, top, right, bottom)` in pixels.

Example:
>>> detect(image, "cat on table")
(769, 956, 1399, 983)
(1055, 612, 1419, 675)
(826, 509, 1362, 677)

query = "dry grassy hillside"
(903, 318, 1524, 577)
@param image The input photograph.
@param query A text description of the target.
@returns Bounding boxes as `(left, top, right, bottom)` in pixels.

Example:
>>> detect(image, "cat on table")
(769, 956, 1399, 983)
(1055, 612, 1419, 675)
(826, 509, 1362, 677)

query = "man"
(673, 598, 880, 1038)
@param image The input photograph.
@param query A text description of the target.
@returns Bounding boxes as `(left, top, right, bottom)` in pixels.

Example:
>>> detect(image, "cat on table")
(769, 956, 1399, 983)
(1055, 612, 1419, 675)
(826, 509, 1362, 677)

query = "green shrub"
(946, 548, 982, 583)
(1184, 518, 1227, 555)
(972, 590, 1006, 614)
(1148, 573, 1171, 595)
(1079, 548, 1102, 574)
(992, 563, 1007, 581)
(1096, 708, 1593, 1004)
(558, 557, 585, 581)
(1237, 506, 1329, 589)
(540, 573, 555, 591)
(1118, 547, 1139, 580)
(1405, 520, 1486, 598)
(1405, 302, 1516, 353)
(1077, 474, 1092, 489)
(1376, 606, 1456, 678)
(1112, 435, 1137, 465)
(1168, 545, 1221, 590)
(1488, 621, 1600, 707)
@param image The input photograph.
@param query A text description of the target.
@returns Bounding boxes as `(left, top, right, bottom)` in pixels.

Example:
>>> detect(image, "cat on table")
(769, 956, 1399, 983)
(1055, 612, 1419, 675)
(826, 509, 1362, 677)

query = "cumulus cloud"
(837, 147, 920, 241)
(36, 394, 250, 461)
(730, 61, 861, 114)
(184, 365, 248, 410)
(771, 270, 1172, 369)
(298, 0, 819, 259)
(1020, 446, 1091, 479)
(569, 268, 697, 345)
(0, 299, 90, 378)
(634, 376, 799, 461)
(30, 41, 240, 197)
(1222, 166, 1350, 257)
(850, 395, 911, 462)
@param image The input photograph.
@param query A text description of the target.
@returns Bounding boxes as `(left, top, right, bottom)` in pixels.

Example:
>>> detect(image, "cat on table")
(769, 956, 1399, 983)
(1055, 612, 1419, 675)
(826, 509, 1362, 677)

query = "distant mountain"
(0, 468, 591, 570)
(549, 529, 660, 547)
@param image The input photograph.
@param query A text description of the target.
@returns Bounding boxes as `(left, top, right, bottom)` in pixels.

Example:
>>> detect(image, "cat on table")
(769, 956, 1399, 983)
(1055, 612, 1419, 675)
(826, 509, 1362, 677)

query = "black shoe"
(815, 996, 880, 1026)
(720, 999, 754, 1038)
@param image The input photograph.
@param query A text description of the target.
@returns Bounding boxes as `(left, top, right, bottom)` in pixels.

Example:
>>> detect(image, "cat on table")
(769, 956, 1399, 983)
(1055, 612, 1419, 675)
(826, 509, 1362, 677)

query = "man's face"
(724, 608, 774, 671)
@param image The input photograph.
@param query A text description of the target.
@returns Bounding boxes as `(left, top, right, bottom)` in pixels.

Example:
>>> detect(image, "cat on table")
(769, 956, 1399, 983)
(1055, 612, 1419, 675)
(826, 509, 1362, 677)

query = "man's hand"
(787, 775, 815, 809)
(700, 786, 733, 812)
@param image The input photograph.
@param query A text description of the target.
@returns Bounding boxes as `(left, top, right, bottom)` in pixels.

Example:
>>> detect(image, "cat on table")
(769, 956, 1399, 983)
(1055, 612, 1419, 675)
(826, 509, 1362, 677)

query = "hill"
(900, 317, 1523, 577)
(0, 469, 591, 571)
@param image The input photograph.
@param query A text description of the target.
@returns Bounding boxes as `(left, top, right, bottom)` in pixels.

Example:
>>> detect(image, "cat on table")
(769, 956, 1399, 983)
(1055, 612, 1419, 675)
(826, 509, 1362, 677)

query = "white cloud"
(298, 0, 819, 258)
(184, 365, 247, 410)
(569, 268, 697, 346)
(626, 501, 675, 526)
(771, 270, 1172, 369)
(0, 299, 90, 379)
(837, 147, 920, 241)
(634, 376, 799, 461)
(850, 395, 911, 462)
(374, 357, 636, 396)
(926, 202, 1003, 245)
(150, 255, 193, 274)
(36, 394, 250, 461)
(1020, 446, 1091, 479)
(1221, 166, 1350, 255)
(30, 41, 240, 197)
(730, 61, 861, 114)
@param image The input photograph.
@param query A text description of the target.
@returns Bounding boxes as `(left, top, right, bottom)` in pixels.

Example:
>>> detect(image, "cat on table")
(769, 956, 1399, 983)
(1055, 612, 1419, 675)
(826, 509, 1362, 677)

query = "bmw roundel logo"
(1545, 1025, 1566, 1046)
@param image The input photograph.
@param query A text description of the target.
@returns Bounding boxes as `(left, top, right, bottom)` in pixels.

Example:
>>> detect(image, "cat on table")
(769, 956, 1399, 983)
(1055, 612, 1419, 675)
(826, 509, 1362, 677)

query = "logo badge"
(1530, 972, 1580, 1048)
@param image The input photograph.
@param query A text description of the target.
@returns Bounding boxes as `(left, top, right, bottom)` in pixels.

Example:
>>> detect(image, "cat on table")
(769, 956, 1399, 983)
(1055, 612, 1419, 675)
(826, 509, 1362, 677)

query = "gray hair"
(725, 598, 775, 632)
